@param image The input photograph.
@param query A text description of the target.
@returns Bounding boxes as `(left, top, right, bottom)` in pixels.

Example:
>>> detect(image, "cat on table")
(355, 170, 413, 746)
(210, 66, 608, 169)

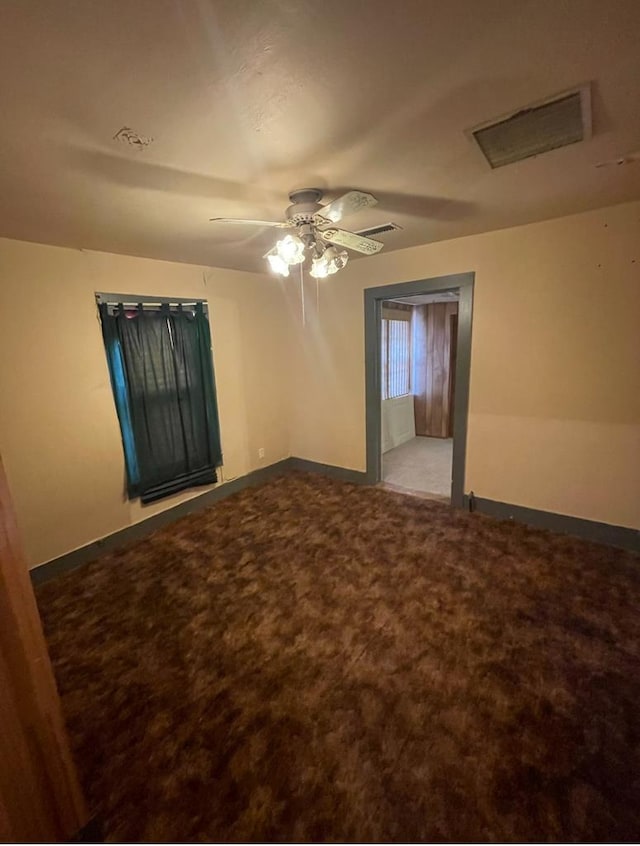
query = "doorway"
(364, 273, 474, 507)
(380, 291, 458, 499)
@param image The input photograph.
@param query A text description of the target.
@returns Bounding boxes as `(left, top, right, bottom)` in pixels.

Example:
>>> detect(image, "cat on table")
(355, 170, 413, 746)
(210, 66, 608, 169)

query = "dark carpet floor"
(36, 473, 640, 842)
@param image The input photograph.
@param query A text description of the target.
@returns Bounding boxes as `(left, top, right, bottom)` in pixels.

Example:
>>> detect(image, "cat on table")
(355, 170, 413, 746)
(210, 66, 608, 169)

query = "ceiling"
(1, 0, 640, 273)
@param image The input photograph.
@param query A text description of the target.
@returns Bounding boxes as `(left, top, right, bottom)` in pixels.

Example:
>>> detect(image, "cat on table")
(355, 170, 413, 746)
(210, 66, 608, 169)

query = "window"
(381, 318, 411, 399)
(98, 298, 222, 503)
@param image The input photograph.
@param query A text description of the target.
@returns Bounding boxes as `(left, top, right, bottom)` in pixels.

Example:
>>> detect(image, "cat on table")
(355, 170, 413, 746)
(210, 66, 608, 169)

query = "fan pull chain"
(316, 276, 320, 317)
(299, 262, 306, 326)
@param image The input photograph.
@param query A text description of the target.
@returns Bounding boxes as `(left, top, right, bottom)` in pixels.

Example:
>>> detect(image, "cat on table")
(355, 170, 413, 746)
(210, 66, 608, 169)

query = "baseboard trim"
(465, 495, 639, 553)
(288, 457, 371, 484)
(30, 460, 638, 586)
(30, 459, 292, 586)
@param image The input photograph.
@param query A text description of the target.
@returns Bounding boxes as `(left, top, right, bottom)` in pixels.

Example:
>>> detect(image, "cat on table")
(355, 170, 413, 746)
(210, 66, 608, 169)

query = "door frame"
(364, 272, 474, 508)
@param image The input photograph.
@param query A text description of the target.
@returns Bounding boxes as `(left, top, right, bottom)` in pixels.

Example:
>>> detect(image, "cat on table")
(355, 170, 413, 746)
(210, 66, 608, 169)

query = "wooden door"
(413, 302, 458, 438)
(0, 456, 87, 841)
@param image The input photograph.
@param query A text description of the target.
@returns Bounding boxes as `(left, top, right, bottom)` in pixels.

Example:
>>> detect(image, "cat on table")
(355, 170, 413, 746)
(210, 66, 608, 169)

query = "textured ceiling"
(1, 0, 640, 272)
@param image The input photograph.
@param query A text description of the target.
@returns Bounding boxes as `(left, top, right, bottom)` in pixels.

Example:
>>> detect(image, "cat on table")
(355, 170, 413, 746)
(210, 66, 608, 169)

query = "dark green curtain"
(99, 304, 140, 495)
(99, 301, 222, 503)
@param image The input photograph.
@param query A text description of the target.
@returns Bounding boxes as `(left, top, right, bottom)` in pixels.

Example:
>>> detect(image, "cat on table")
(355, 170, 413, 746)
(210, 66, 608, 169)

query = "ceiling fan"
(210, 188, 383, 278)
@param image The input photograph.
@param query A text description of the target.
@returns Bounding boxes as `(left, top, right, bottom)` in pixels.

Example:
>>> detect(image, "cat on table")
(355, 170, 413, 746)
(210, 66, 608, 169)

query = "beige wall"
(1, 200, 638, 569)
(0, 238, 289, 567)
(287, 201, 640, 530)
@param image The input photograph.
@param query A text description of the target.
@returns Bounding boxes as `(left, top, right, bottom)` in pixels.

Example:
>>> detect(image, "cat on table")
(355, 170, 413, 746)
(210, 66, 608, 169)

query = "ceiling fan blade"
(319, 227, 383, 255)
(209, 217, 290, 227)
(316, 191, 378, 224)
(329, 186, 478, 221)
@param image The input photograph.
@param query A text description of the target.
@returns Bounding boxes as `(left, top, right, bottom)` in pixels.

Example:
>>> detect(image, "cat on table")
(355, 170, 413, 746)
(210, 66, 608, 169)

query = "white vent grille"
(470, 85, 591, 168)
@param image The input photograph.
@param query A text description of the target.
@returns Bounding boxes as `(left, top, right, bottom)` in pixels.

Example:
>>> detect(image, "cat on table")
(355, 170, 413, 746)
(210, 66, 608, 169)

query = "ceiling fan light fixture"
(310, 254, 331, 279)
(309, 246, 349, 279)
(276, 234, 305, 265)
(211, 188, 384, 276)
(329, 248, 349, 273)
(267, 252, 290, 277)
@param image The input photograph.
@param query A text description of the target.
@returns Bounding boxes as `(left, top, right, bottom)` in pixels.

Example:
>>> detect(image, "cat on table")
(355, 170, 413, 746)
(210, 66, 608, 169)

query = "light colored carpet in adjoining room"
(383, 436, 452, 498)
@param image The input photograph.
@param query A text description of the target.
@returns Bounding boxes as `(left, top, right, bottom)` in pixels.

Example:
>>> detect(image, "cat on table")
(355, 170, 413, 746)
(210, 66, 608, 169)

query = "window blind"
(381, 318, 411, 399)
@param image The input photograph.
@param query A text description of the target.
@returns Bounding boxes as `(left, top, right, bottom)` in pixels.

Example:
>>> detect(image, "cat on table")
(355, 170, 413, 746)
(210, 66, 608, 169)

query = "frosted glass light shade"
(310, 254, 330, 278)
(310, 247, 349, 278)
(267, 253, 290, 277)
(276, 234, 305, 265)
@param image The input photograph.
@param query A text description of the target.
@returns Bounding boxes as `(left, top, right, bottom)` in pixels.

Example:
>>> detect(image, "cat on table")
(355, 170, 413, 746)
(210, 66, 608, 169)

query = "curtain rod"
(95, 292, 205, 306)
(101, 302, 201, 308)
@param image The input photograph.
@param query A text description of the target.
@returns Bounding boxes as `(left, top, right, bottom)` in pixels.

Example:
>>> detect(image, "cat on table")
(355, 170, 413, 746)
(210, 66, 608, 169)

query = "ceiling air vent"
(470, 85, 591, 168)
(356, 222, 402, 237)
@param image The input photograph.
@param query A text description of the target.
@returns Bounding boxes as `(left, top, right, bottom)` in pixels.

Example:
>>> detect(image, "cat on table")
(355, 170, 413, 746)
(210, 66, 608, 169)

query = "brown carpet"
(36, 473, 640, 842)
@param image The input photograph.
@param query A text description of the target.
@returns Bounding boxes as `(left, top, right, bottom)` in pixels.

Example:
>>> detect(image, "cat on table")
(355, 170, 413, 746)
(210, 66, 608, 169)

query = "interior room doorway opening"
(381, 291, 458, 500)
(364, 273, 474, 508)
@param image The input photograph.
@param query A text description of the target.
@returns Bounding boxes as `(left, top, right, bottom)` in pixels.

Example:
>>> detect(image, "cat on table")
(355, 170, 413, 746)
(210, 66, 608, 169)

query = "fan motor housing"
(286, 187, 325, 225)
(288, 188, 323, 205)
